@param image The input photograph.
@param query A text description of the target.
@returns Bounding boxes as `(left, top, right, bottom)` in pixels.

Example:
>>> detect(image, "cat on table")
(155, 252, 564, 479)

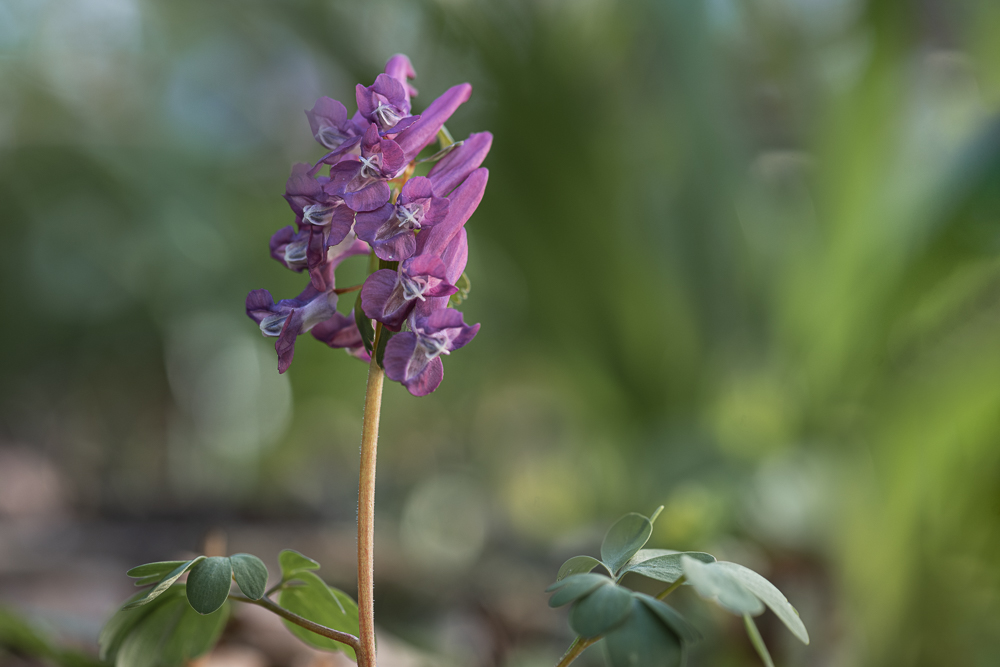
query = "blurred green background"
(2, 0, 1000, 665)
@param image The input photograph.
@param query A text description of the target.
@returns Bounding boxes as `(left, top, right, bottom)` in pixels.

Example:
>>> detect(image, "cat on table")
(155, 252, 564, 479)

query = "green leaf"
(556, 555, 610, 581)
(680, 557, 763, 615)
(133, 575, 164, 587)
(100, 592, 157, 660)
(159, 598, 229, 667)
(278, 570, 359, 660)
(547, 573, 611, 607)
(744, 614, 776, 667)
(633, 593, 701, 643)
(600, 513, 653, 575)
(278, 549, 321, 578)
(123, 557, 204, 610)
(619, 550, 716, 583)
(108, 585, 228, 667)
(126, 561, 188, 580)
(230, 553, 268, 600)
(568, 582, 632, 638)
(185, 557, 232, 615)
(354, 292, 375, 357)
(375, 327, 393, 368)
(716, 561, 809, 644)
(604, 598, 683, 667)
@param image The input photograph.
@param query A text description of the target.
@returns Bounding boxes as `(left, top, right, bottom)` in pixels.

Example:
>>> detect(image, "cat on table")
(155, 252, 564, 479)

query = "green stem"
(656, 575, 686, 600)
(356, 322, 385, 667)
(229, 595, 360, 653)
(555, 636, 598, 667)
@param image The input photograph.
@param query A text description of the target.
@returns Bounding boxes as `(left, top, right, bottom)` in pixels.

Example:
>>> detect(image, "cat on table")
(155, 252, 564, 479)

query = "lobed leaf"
(568, 582, 632, 638)
(230, 553, 268, 600)
(123, 558, 204, 610)
(619, 550, 716, 584)
(633, 593, 702, 643)
(601, 513, 653, 576)
(185, 557, 232, 615)
(547, 573, 611, 607)
(716, 561, 809, 644)
(126, 562, 188, 580)
(680, 557, 763, 615)
(604, 598, 683, 667)
(278, 570, 359, 661)
(278, 549, 321, 579)
(556, 555, 610, 582)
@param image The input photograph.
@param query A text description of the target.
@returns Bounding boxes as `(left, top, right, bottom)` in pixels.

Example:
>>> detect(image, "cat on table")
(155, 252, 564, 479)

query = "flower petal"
(395, 83, 472, 162)
(428, 132, 493, 197)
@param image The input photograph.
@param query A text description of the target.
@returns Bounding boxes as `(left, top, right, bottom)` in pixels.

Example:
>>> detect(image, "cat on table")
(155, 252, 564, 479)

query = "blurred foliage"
(2, 0, 1000, 665)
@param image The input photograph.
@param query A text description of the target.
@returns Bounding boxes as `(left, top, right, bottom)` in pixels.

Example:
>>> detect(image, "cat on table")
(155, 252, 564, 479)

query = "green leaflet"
(556, 555, 611, 581)
(230, 553, 268, 600)
(278, 570, 359, 661)
(600, 513, 653, 575)
(568, 582, 632, 638)
(185, 557, 232, 615)
(604, 598, 682, 667)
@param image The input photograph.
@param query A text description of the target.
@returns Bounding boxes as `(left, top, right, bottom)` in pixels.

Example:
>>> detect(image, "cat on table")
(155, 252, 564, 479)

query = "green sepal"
(601, 513, 653, 576)
(230, 553, 268, 600)
(278, 570, 359, 660)
(123, 557, 204, 610)
(185, 557, 233, 615)
(449, 272, 471, 307)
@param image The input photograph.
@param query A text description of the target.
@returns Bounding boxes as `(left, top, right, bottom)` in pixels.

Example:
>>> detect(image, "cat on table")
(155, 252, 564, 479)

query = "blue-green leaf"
(123, 558, 204, 610)
(600, 513, 653, 575)
(126, 561, 188, 580)
(680, 556, 763, 615)
(619, 550, 716, 583)
(604, 598, 683, 667)
(633, 593, 701, 643)
(278, 549, 321, 579)
(278, 570, 359, 660)
(556, 555, 610, 581)
(230, 553, 268, 600)
(717, 561, 809, 644)
(185, 557, 232, 615)
(547, 573, 611, 607)
(568, 582, 632, 638)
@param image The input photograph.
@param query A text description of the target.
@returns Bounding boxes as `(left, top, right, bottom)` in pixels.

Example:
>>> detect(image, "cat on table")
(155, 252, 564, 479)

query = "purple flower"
(360, 254, 458, 331)
(305, 97, 363, 154)
(356, 74, 419, 134)
(417, 167, 489, 258)
(383, 308, 480, 396)
(246, 286, 338, 373)
(284, 162, 355, 244)
(330, 124, 405, 212)
(354, 176, 449, 262)
(384, 54, 417, 107)
(395, 83, 472, 162)
(269, 225, 308, 271)
(415, 227, 469, 319)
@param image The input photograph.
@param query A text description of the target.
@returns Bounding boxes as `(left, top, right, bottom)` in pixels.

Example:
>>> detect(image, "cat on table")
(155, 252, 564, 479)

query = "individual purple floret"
(395, 83, 472, 162)
(360, 254, 458, 331)
(284, 162, 355, 244)
(312, 310, 370, 362)
(356, 74, 419, 135)
(354, 176, 449, 262)
(269, 225, 308, 272)
(384, 54, 418, 106)
(383, 309, 480, 396)
(427, 132, 493, 197)
(306, 97, 362, 153)
(329, 124, 405, 212)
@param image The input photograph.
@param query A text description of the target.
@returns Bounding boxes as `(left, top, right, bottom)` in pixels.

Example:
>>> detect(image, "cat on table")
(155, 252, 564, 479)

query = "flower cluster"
(246, 55, 490, 396)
